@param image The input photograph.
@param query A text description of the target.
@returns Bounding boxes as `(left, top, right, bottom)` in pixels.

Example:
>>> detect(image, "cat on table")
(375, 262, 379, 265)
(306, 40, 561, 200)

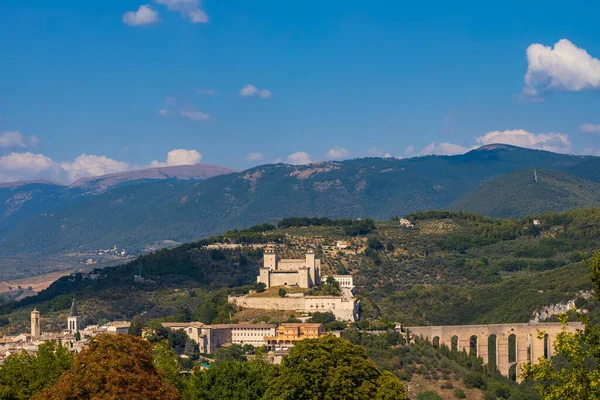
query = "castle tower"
(31, 308, 41, 338)
(305, 249, 316, 286)
(264, 248, 276, 270)
(67, 299, 80, 333)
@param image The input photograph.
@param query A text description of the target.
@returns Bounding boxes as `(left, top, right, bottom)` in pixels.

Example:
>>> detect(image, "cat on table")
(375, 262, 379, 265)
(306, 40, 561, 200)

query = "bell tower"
(67, 299, 80, 333)
(31, 308, 41, 338)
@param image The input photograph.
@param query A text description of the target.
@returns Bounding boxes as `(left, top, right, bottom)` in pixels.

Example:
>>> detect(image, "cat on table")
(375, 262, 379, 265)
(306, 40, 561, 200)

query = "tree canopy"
(263, 335, 405, 400)
(32, 334, 180, 400)
(522, 251, 600, 399)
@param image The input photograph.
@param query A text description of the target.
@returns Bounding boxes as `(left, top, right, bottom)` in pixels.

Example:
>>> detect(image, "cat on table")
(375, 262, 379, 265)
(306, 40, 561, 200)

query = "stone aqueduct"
(406, 322, 584, 379)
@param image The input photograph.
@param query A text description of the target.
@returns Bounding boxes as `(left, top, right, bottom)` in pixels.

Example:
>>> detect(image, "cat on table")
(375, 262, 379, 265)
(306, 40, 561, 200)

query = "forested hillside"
(2, 144, 600, 265)
(3, 209, 600, 333)
(449, 169, 600, 218)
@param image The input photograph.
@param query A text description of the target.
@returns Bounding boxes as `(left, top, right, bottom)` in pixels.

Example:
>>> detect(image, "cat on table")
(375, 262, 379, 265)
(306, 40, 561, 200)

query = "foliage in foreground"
(32, 334, 180, 400)
(0, 341, 72, 400)
(522, 251, 600, 399)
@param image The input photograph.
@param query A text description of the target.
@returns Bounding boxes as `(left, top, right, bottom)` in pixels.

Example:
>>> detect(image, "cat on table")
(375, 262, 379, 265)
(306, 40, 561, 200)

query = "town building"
(161, 322, 232, 354)
(258, 248, 320, 289)
(0, 304, 130, 362)
(399, 218, 414, 228)
(265, 323, 326, 351)
(67, 299, 81, 333)
(230, 323, 277, 347)
(322, 275, 354, 290)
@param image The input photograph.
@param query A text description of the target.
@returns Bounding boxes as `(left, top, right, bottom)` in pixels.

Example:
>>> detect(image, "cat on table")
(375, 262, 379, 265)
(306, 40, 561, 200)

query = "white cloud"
(580, 123, 600, 133)
(0, 152, 61, 183)
(0, 148, 208, 184)
(0, 132, 26, 148)
(404, 145, 414, 156)
(0, 152, 132, 183)
(475, 129, 571, 153)
(325, 146, 350, 160)
(180, 109, 210, 121)
(240, 84, 271, 99)
(0, 131, 39, 148)
(524, 39, 600, 97)
(123, 5, 159, 26)
(158, 109, 168, 116)
(273, 158, 282, 163)
(164, 96, 176, 105)
(60, 155, 131, 182)
(258, 90, 272, 99)
(240, 85, 258, 97)
(383, 153, 393, 159)
(246, 152, 264, 161)
(154, 0, 208, 23)
(419, 142, 471, 156)
(287, 151, 311, 165)
(151, 149, 202, 167)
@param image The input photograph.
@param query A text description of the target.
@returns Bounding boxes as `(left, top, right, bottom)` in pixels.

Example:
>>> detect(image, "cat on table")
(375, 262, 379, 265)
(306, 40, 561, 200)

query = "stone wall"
(228, 295, 358, 322)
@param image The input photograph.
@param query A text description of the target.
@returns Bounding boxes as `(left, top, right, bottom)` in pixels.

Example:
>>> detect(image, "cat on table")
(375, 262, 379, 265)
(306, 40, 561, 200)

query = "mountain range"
(2, 144, 600, 266)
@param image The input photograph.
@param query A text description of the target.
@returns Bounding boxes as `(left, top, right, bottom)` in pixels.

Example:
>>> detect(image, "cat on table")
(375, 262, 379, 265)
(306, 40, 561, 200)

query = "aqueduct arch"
(406, 322, 583, 379)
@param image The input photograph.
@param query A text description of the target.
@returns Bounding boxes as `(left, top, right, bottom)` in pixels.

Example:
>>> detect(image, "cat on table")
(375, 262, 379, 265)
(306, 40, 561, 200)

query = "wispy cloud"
(419, 142, 471, 156)
(154, 0, 208, 23)
(240, 84, 272, 99)
(0, 131, 38, 148)
(325, 146, 350, 160)
(245, 152, 264, 162)
(476, 129, 571, 153)
(580, 123, 600, 134)
(180, 109, 210, 121)
(123, 5, 159, 26)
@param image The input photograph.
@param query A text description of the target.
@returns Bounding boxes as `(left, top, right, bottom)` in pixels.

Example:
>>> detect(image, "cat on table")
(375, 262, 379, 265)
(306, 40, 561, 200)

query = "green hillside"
(449, 168, 600, 218)
(3, 209, 600, 333)
(1, 145, 598, 261)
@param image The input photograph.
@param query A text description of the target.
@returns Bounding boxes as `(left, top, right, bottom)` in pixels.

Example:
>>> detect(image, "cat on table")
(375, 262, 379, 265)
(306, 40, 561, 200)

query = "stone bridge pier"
(406, 322, 583, 380)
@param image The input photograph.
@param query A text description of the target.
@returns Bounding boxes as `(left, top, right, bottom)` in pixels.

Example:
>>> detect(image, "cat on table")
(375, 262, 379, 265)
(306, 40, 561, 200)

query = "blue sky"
(1, 0, 599, 183)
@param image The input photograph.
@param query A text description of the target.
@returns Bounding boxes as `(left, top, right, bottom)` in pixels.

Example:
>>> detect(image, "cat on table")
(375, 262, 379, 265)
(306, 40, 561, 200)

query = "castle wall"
(228, 296, 358, 322)
(269, 272, 300, 287)
(277, 260, 306, 271)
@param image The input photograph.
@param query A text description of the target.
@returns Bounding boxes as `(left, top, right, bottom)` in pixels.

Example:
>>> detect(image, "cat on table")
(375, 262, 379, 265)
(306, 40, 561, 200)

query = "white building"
(323, 275, 354, 290)
(230, 323, 276, 347)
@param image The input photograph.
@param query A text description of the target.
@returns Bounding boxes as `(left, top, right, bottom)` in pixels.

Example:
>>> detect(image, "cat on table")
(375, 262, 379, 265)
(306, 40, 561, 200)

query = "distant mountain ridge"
(70, 163, 235, 192)
(1, 144, 599, 264)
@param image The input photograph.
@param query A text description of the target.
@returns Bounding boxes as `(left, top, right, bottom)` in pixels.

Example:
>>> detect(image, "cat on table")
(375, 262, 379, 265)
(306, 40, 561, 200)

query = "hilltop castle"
(258, 248, 321, 289)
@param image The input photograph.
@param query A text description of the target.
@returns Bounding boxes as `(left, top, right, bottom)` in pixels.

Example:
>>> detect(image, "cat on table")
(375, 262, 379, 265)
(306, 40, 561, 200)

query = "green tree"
(375, 371, 407, 400)
(255, 282, 266, 293)
(522, 250, 600, 399)
(182, 359, 272, 400)
(129, 315, 145, 336)
(263, 335, 405, 400)
(0, 341, 72, 400)
(278, 288, 287, 297)
(153, 340, 183, 391)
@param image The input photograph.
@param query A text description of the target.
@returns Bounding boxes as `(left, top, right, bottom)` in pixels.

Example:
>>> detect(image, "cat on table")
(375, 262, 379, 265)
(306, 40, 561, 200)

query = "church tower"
(31, 308, 41, 338)
(67, 299, 80, 333)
